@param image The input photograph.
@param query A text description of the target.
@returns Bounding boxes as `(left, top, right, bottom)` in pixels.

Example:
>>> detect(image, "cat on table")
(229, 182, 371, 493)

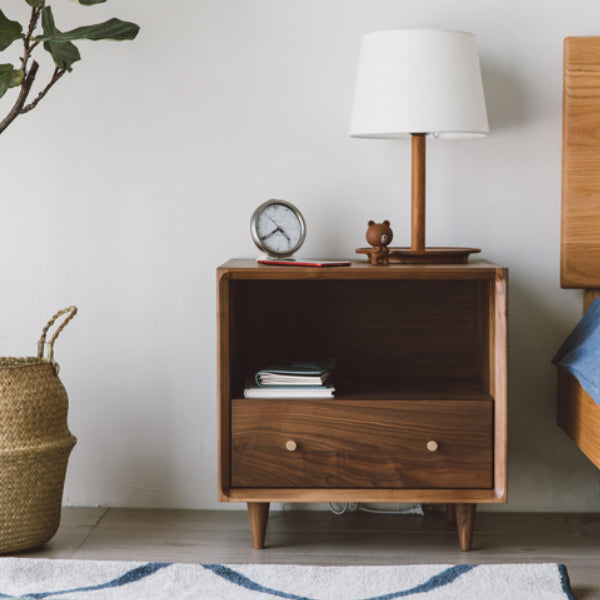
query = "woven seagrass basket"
(0, 306, 78, 554)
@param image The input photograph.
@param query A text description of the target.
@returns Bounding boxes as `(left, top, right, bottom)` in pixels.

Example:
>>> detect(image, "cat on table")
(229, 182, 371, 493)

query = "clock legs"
(247, 502, 270, 549)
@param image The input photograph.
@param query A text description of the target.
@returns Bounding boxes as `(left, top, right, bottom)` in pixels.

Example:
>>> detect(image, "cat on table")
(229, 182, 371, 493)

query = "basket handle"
(37, 306, 78, 362)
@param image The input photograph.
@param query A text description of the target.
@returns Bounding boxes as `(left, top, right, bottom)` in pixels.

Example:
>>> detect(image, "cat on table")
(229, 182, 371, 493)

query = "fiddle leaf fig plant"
(0, 1, 139, 135)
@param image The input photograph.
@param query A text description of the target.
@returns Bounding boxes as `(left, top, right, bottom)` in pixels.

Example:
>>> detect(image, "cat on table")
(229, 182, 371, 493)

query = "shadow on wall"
(505, 276, 600, 509)
(481, 63, 534, 131)
(508, 277, 578, 428)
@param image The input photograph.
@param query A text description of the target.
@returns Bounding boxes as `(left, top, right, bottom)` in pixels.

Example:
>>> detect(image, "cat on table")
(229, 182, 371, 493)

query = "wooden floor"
(8, 508, 600, 599)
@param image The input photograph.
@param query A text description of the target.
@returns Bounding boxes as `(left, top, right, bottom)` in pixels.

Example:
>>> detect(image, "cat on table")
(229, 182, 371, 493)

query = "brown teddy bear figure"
(365, 220, 393, 265)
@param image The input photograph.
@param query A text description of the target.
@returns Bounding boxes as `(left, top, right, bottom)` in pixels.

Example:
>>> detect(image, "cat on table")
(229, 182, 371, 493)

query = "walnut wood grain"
(559, 38, 600, 470)
(247, 502, 269, 549)
(411, 133, 426, 252)
(216, 272, 231, 500)
(232, 399, 493, 489)
(217, 260, 508, 551)
(228, 279, 483, 386)
(219, 258, 501, 277)
(455, 503, 477, 551)
(227, 489, 506, 503)
(562, 37, 600, 288)
(492, 270, 508, 501)
(387, 247, 481, 264)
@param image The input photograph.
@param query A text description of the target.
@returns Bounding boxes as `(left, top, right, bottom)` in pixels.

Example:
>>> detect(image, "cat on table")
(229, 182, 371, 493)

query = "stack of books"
(243, 358, 336, 398)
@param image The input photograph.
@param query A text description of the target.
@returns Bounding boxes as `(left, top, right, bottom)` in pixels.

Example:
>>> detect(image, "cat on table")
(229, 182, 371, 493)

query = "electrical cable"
(328, 502, 425, 516)
(358, 504, 425, 516)
(327, 502, 350, 515)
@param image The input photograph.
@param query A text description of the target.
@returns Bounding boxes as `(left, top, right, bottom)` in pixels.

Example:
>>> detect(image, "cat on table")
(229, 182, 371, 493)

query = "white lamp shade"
(349, 29, 489, 139)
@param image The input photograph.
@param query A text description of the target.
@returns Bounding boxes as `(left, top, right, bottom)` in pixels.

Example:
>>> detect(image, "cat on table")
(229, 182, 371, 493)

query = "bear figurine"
(365, 220, 393, 265)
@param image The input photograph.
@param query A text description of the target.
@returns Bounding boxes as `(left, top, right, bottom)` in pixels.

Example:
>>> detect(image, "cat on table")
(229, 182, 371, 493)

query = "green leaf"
(42, 7, 81, 71)
(0, 64, 24, 99)
(24, 0, 43, 7)
(37, 18, 140, 42)
(0, 9, 23, 52)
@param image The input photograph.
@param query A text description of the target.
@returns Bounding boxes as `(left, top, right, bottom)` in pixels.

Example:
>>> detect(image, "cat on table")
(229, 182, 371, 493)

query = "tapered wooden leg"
(446, 503, 457, 527)
(247, 502, 269, 549)
(455, 503, 476, 551)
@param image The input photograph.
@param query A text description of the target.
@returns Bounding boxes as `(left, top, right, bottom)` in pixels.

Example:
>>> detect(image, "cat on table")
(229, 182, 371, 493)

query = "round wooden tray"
(356, 247, 481, 265)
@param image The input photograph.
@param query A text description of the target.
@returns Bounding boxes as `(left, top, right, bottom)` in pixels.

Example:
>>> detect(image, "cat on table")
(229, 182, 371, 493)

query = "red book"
(258, 259, 351, 267)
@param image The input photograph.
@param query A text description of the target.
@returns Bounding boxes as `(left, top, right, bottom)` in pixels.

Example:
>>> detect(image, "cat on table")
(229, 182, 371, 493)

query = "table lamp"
(350, 29, 489, 263)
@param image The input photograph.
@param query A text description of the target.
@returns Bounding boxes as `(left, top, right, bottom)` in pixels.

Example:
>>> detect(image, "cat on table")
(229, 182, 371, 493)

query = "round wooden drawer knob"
(285, 440, 298, 452)
(426, 440, 439, 453)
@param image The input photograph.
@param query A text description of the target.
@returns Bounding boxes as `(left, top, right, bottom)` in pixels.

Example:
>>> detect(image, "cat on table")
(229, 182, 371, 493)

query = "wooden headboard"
(559, 37, 600, 471)
(562, 37, 600, 288)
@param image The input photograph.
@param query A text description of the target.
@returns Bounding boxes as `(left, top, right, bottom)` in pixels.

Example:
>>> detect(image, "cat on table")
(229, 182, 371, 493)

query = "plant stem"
(22, 67, 66, 114)
(0, 61, 39, 135)
(0, 2, 64, 135)
(22, 5, 42, 72)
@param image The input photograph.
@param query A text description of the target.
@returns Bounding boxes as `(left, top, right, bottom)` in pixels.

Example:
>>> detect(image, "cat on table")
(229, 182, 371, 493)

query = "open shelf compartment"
(226, 277, 497, 401)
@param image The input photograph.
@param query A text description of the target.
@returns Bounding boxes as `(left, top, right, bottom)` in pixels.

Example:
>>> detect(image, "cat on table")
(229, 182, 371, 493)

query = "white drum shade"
(349, 29, 489, 139)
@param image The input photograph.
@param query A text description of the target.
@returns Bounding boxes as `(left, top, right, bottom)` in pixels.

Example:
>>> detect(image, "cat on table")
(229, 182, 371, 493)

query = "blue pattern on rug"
(0, 562, 170, 599)
(0, 561, 577, 600)
(203, 563, 478, 600)
(558, 565, 578, 600)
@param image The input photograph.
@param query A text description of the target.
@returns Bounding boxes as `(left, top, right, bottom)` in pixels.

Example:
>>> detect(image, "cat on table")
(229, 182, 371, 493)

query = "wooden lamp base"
(388, 247, 481, 264)
(355, 246, 481, 265)
(357, 135, 481, 266)
(394, 134, 481, 266)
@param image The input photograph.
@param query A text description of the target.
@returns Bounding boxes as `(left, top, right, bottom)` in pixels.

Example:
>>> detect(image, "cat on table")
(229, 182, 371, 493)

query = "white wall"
(0, 0, 599, 511)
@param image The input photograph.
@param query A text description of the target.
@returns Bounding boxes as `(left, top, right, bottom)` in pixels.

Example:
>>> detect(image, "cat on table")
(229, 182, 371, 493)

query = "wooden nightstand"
(217, 259, 507, 551)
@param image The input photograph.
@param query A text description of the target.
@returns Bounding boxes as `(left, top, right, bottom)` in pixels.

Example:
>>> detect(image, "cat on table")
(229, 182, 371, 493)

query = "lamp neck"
(411, 133, 426, 252)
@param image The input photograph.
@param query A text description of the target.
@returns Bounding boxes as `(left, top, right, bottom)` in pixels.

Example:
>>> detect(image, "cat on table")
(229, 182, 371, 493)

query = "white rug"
(0, 559, 576, 600)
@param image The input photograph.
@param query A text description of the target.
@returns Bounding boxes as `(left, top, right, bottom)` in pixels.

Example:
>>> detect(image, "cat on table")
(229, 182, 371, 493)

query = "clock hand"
(261, 227, 292, 249)
(265, 215, 291, 242)
(266, 215, 281, 229)
(260, 227, 281, 241)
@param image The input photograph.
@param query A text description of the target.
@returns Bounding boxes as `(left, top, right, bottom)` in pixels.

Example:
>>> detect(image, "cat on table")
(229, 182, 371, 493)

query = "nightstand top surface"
(218, 258, 506, 281)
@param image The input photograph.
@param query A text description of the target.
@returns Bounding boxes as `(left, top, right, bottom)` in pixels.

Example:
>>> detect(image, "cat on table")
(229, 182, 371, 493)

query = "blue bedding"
(553, 297, 600, 405)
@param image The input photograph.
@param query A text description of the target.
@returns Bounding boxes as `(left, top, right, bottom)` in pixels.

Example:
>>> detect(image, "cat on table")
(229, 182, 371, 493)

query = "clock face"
(251, 200, 306, 257)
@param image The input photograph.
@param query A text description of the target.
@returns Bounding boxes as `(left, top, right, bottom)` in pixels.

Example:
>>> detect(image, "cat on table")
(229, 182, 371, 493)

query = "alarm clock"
(250, 199, 306, 259)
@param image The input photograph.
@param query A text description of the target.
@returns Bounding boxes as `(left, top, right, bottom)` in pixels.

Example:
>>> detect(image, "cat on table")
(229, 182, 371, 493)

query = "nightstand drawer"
(231, 399, 493, 489)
